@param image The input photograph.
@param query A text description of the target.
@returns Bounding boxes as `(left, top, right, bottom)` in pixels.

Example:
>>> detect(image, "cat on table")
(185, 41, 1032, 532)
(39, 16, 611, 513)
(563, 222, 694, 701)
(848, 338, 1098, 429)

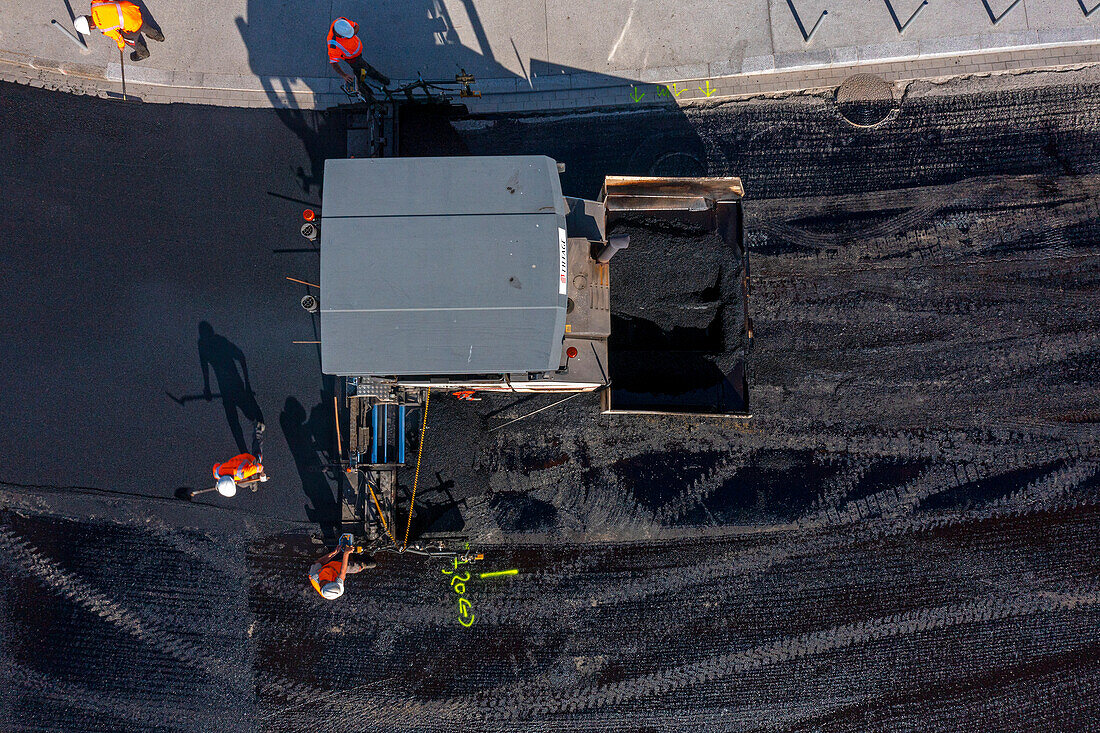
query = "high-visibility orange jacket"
(91, 1, 143, 50)
(327, 18, 363, 63)
(309, 560, 343, 596)
(212, 453, 263, 482)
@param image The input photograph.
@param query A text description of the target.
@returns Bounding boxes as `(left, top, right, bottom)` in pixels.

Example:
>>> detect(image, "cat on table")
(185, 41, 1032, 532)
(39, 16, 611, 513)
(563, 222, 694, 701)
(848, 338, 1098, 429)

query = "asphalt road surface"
(0, 82, 344, 527)
(1, 69, 1100, 732)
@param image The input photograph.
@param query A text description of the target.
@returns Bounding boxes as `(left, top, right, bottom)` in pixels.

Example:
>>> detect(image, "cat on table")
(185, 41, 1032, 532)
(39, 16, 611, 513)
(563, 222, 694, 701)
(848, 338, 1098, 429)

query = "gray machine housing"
(320, 155, 611, 392)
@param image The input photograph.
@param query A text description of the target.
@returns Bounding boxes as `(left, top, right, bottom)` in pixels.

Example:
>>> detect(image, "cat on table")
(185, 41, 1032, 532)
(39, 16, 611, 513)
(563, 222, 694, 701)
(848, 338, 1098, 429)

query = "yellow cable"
(402, 388, 430, 549)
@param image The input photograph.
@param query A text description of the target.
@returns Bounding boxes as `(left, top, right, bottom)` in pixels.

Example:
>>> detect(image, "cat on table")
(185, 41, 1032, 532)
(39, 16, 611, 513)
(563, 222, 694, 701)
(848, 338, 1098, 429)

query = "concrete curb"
(2, 36, 1100, 113)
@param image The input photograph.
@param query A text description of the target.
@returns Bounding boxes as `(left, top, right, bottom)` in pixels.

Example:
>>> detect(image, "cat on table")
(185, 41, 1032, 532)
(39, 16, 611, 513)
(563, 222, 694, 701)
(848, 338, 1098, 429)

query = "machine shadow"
(233, 0, 523, 197)
(196, 321, 264, 454)
(235, 1, 702, 199)
(398, 472, 466, 537)
(401, 61, 708, 198)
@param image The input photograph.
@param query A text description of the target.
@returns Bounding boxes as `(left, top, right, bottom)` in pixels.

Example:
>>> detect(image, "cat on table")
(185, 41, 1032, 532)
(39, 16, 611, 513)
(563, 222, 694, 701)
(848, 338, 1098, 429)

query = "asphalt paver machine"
(313, 155, 750, 545)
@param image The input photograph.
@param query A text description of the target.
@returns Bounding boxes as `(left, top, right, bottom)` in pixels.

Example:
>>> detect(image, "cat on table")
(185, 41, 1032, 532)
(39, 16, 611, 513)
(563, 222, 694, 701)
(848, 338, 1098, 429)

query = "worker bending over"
(75, 1, 164, 61)
(327, 17, 390, 98)
(212, 422, 267, 496)
(309, 537, 375, 600)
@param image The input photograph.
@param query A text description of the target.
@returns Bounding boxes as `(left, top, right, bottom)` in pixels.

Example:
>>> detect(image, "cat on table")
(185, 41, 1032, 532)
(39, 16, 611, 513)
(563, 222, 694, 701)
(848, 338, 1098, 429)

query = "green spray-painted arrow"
(699, 80, 717, 97)
(630, 86, 646, 102)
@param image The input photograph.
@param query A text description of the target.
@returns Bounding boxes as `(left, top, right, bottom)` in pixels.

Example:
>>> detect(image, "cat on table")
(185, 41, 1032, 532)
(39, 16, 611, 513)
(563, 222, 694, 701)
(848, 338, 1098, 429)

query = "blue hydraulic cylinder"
(370, 405, 379, 464)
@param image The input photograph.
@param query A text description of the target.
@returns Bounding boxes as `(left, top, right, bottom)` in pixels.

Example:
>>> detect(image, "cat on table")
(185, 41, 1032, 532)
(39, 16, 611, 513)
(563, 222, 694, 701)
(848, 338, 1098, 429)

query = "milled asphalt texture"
(1, 70, 1100, 732)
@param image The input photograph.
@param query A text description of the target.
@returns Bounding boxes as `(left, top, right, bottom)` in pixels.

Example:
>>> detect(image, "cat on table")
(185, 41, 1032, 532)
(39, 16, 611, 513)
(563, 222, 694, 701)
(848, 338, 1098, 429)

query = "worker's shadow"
(197, 321, 264, 454)
(126, 0, 164, 36)
(280, 396, 339, 539)
(234, 12, 342, 197)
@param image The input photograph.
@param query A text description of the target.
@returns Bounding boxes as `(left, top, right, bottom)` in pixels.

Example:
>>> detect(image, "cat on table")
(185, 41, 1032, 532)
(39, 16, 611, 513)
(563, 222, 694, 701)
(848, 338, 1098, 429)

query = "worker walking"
(308, 535, 375, 600)
(327, 17, 390, 99)
(211, 422, 267, 496)
(75, 1, 164, 61)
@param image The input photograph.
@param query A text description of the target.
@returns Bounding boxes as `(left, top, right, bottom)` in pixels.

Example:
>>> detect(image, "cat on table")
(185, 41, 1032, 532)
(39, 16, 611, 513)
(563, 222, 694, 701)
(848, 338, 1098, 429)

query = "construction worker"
(74, 2, 164, 61)
(212, 422, 267, 495)
(327, 17, 390, 99)
(308, 537, 375, 600)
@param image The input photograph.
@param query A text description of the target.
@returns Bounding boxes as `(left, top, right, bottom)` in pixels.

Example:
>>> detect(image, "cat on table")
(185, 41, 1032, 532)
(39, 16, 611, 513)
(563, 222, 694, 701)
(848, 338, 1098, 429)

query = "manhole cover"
(648, 151, 706, 176)
(835, 74, 895, 127)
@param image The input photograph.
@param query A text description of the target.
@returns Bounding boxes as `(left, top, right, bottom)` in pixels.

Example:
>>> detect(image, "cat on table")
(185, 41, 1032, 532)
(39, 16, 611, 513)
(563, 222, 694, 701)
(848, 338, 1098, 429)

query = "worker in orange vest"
(211, 422, 267, 496)
(327, 17, 390, 99)
(74, 1, 164, 61)
(308, 536, 375, 600)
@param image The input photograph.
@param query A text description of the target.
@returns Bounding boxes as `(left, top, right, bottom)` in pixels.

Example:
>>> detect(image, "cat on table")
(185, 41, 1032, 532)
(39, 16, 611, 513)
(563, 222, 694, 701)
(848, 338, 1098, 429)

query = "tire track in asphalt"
(112, 505, 247, 582)
(0, 525, 242, 683)
(482, 586, 1100, 720)
(4, 493, 1094, 730)
(651, 449, 748, 525)
(0, 656, 224, 731)
(0, 520, 325, 721)
(476, 478, 1100, 626)
(766, 642, 1100, 732)
(760, 204, 941, 250)
(457, 501, 1100, 717)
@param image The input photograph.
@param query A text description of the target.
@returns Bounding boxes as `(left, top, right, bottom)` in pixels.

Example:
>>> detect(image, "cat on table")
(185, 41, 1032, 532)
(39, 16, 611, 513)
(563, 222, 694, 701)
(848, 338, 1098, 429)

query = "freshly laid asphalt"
(0, 81, 344, 524)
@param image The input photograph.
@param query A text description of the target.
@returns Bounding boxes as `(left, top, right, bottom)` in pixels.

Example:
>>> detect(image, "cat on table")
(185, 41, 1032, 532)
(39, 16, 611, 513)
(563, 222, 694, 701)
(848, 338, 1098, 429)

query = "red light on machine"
(566, 346, 578, 359)
(303, 209, 316, 222)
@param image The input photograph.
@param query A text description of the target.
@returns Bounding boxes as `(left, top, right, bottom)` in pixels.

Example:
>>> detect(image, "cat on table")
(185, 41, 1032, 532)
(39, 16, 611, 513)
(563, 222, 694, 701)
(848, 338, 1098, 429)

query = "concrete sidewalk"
(1, 0, 1098, 110)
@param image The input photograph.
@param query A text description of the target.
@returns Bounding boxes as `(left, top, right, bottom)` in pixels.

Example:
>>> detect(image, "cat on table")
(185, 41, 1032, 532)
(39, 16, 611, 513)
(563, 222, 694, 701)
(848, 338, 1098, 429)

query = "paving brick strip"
(3, 40, 1100, 112)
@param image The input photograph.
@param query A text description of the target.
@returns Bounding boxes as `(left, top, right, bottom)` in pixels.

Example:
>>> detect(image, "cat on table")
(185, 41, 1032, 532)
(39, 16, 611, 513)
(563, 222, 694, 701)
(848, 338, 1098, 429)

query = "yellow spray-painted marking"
(458, 597, 475, 627)
(479, 569, 519, 579)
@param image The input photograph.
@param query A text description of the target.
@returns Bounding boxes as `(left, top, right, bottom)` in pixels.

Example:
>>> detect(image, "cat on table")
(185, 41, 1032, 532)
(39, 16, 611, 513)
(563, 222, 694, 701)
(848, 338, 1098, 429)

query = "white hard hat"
(216, 476, 238, 497)
(74, 16, 91, 35)
(333, 19, 354, 38)
(320, 580, 345, 599)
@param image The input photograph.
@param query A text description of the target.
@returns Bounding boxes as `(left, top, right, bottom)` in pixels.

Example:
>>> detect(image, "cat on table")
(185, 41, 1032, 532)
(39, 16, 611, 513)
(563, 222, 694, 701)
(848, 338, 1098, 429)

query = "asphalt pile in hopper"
(605, 212, 746, 403)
